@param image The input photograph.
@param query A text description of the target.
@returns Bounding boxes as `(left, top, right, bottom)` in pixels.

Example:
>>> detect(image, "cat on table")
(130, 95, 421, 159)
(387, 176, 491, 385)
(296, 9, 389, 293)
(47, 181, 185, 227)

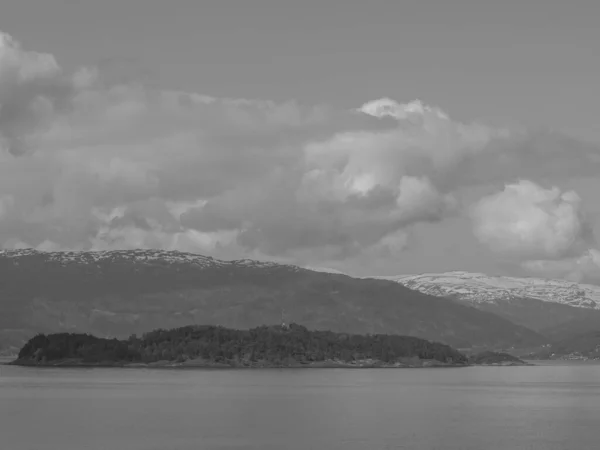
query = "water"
(2, 363, 600, 450)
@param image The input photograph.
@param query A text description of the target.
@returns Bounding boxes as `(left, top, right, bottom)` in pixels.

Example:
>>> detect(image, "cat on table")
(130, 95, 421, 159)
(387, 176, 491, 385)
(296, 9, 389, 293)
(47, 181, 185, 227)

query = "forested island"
(11, 323, 471, 368)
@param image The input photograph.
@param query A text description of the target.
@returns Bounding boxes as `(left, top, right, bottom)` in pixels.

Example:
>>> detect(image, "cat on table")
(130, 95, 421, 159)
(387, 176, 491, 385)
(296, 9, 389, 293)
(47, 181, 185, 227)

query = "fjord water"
(2, 363, 600, 450)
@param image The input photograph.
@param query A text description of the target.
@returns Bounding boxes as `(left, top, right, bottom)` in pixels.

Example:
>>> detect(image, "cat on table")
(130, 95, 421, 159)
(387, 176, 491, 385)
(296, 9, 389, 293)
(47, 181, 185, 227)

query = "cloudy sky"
(1, 0, 599, 282)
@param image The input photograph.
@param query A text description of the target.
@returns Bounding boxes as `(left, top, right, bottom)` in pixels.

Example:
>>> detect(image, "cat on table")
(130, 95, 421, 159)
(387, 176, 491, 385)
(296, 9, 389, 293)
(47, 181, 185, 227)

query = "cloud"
(471, 180, 590, 260)
(523, 250, 600, 284)
(1, 30, 600, 281)
(0, 31, 485, 259)
(471, 180, 599, 282)
(0, 32, 90, 156)
(358, 98, 450, 122)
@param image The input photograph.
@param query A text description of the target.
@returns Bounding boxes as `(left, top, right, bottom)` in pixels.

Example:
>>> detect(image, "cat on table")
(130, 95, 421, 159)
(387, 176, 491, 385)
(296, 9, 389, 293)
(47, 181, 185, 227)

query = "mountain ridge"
(0, 249, 545, 353)
(0, 248, 300, 271)
(373, 271, 600, 309)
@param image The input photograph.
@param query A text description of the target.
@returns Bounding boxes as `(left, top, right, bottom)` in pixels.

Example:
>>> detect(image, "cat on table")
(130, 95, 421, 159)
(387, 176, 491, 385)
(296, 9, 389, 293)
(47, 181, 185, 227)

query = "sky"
(1, 0, 599, 282)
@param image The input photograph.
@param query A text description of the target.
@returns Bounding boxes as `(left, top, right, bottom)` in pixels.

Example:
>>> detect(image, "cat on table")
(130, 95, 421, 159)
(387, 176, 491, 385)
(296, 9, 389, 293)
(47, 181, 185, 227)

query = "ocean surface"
(1, 361, 600, 450)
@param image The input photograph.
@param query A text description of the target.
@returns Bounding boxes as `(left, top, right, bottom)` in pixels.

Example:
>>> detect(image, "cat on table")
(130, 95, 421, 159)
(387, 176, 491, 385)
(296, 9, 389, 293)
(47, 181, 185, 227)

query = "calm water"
(2, 362, 600, 450)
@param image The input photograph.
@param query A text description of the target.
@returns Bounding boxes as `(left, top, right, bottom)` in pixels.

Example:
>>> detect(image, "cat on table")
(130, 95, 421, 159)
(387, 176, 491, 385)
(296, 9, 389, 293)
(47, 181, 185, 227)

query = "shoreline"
(7, 358, 533, 369)
(9, 358, 469, 369)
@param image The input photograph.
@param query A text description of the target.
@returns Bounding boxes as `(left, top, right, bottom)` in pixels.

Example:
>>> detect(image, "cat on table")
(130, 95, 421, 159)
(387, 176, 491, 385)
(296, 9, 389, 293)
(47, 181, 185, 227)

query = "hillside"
(373, 271, 600, 340)
(0, 249, 545, 352)
(548, 331, 600, 359)
(444, 296, 600, 336)
(538, 317, 600, 342)
(381, 271, 600, 309)
(517, 331, 600, 360)
(11, 323, 469, 368)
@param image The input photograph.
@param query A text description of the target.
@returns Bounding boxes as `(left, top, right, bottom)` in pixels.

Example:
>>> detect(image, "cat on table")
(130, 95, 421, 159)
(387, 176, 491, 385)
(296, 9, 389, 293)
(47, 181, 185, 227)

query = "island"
(11, 323, 471, 369)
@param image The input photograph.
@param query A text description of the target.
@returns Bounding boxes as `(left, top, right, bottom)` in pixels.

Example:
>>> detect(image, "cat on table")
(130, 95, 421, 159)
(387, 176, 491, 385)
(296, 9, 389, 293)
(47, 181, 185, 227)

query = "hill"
(0, 249, 545, 352)
(538, 317, 600, 342)
(374, 271, 600, 341)
(518, 331, 600, 360)
(11, 323, 469, 368)
(380, 271, 600, 309)
(548, 331, 600, 359)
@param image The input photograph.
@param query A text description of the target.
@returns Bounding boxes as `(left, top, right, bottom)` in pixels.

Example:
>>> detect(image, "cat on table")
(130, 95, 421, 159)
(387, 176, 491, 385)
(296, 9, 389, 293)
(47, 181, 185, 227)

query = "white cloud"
(1, 30, 486, 259)
(1, 30, 600, 281)
(358, 98, 450, 122)
(471, 180, 588, 260)
(471, 180, 599, 283)
(0, 32, 89, 156)
(523, 250, 600, 284)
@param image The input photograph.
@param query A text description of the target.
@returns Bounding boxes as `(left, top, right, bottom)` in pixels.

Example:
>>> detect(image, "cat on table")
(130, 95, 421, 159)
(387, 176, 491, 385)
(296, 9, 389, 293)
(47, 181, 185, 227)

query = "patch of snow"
(370, 271, 600, 310)
(304, 266, 347, 275)
(0, 249, 301, 272)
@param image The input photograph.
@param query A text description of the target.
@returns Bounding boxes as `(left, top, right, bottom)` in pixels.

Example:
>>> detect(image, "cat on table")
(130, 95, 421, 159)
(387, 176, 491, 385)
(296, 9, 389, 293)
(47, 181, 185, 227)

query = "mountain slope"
(379, 271, 600, 309)
(0, 249, 545, 352)
(538, 316, 600, 342)
(467, 297, 600, 335)
(545, 331, 600, 359)
(371, 271, 600, 335)
(516, 331, 600, 360)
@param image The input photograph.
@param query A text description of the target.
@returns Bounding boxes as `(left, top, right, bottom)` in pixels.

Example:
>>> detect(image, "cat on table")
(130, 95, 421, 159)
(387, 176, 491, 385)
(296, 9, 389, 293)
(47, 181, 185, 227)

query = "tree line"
(17, 323, 468, 365)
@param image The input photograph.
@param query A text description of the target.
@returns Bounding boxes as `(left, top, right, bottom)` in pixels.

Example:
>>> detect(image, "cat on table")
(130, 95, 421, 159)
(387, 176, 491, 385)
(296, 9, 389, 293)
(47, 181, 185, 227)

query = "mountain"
(546, 331, 600, 359)
(378, 271, 600, 309)
(0, 249, 545, 353)
(538, 316, 600, 342)
(372, 271, 600, 337)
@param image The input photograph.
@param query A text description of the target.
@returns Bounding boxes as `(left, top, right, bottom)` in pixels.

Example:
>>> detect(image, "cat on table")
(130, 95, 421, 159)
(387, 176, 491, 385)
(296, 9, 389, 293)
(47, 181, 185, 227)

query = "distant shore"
(0, 356, 15, 365)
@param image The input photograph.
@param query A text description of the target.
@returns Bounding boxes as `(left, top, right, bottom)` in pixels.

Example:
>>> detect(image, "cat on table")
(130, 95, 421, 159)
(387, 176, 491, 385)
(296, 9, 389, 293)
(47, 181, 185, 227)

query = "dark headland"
(9, 324, 529, 369)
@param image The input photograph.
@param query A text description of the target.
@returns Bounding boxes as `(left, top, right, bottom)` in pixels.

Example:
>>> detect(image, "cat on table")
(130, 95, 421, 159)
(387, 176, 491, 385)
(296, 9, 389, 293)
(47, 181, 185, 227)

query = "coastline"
(7, 358, 534, 369)
(8, 358, 472, 369)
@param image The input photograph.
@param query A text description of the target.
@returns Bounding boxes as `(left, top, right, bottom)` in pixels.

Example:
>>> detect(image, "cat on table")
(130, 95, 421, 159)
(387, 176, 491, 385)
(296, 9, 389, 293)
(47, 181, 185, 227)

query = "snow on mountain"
(4, 249, 598, 311)
(0, 249, 300, 271)
(303, 266, 348, 275)
(0, 249, 356, 276)
(371, 271, 600, 310)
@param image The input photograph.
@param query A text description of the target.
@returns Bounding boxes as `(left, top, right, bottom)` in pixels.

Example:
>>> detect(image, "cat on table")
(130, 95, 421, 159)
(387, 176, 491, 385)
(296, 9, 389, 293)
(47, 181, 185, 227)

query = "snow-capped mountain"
(0, 248, 299, 271)
(373, 271, 600, 310)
